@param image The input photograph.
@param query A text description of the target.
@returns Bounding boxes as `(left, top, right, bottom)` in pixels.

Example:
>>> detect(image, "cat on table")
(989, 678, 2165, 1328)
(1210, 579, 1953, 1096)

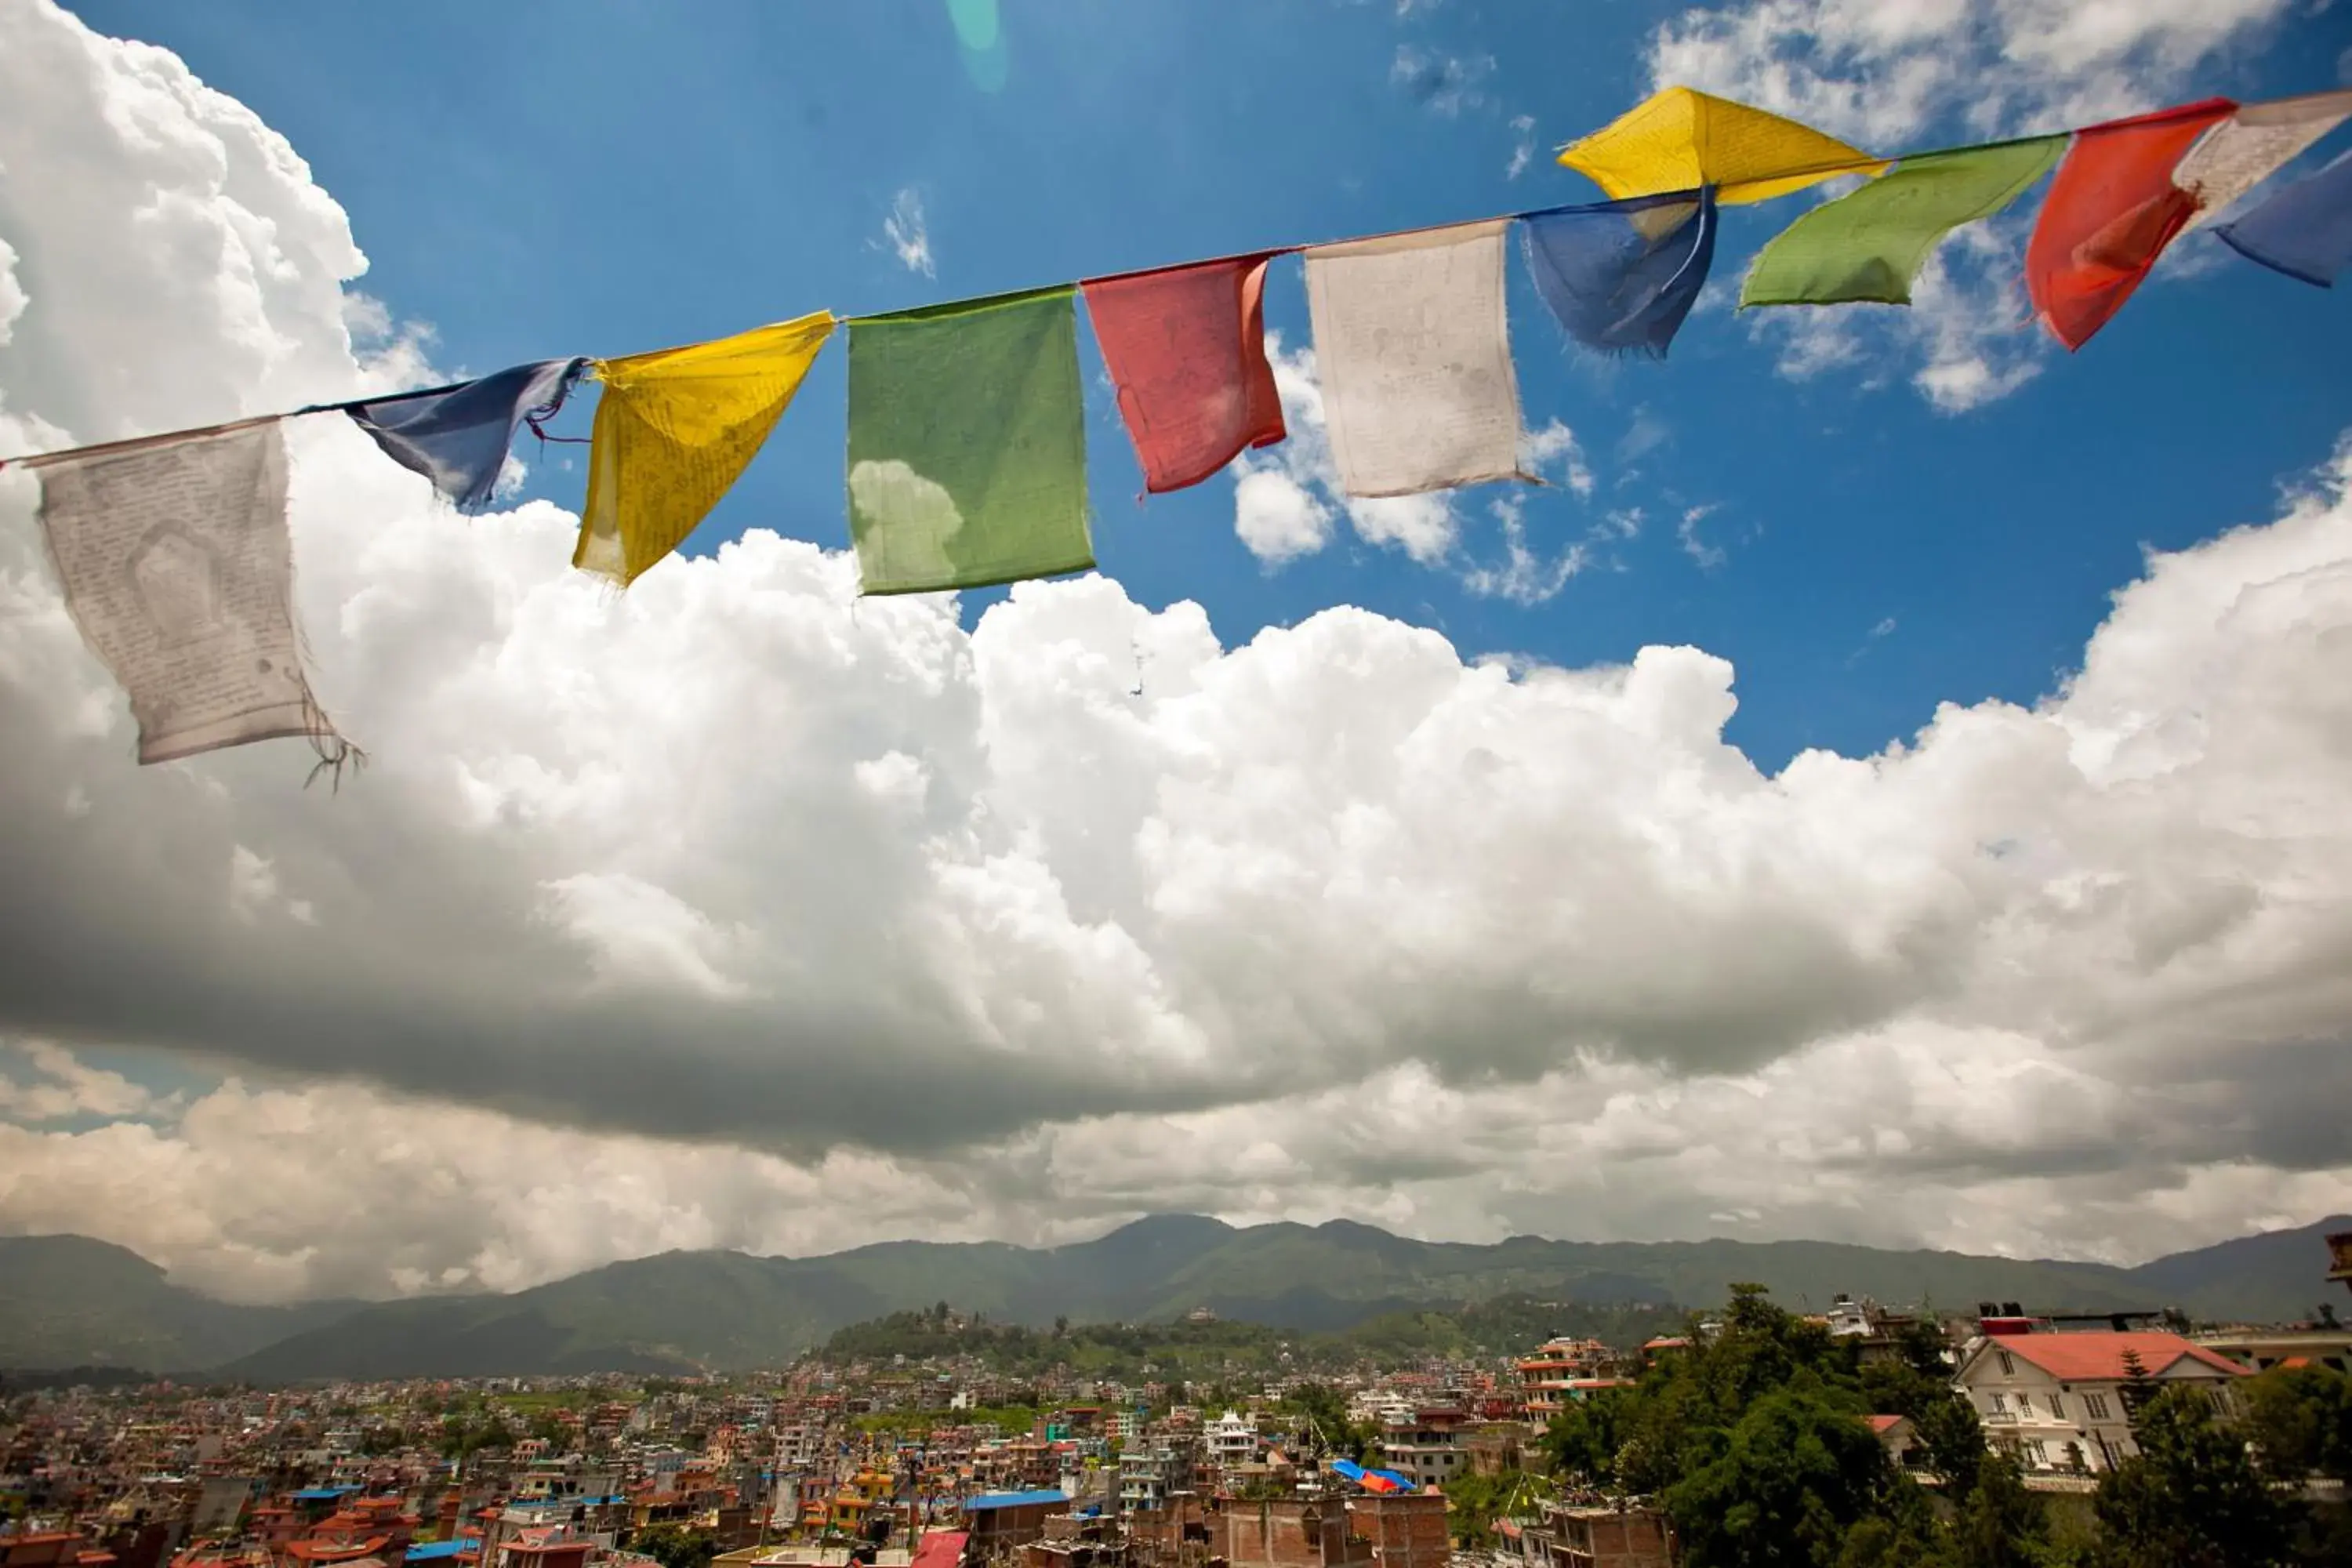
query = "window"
(1998, 1352, 2015, 1377)
(2016, 1394, 2033, 1417)
(2047, 1395, 2064, 1419)
(2082, 1394, 2111, 1421)
(1990, 1393, 2006, 1414)
(2024, 1440, 2048, 1468)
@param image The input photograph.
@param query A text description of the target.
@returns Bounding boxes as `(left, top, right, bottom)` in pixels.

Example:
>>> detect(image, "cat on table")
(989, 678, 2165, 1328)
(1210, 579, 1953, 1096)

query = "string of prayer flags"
(346, 358, 586, 513)
(2175, 89, 2352, 230)
(2027, 99, 2237, 350)
(575, 313, 833, 586)
(1303, 220, 1530, 498)
(2216, 147, 2352, 286)
(1558, 86, 1886, 205)
(31, 420, 353, 768)
(1742, 137, 2066, 307)
(1081, 253, 1287, 494)
(845, 287, 1093, 596)
(1520, 191, 1718, 357)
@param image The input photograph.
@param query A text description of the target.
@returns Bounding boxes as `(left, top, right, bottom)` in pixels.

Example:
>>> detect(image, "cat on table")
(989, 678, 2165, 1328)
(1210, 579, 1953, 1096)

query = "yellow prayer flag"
(575, 312, 835, 585)
(1558, 86, 1888, 205)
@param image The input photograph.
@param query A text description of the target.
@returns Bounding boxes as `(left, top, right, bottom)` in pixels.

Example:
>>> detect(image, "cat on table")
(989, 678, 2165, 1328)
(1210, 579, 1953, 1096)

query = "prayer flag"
(2216, 146, 2352, 286)
(1557, 86, 1886, 205)
(1303, 219, 1528, 499)
(345, 358, 586, 512)
(2027, 99, 2236, 350)
(1520, 191, 1717, 357)
(1742, 137, 2065, 307)
(33, 420, 350, 765)
(1081, 254, 1286, 493)
(575, 313, 833, 585)
(846, 286, 1092, 596)
(2174, 89, 2352, 230)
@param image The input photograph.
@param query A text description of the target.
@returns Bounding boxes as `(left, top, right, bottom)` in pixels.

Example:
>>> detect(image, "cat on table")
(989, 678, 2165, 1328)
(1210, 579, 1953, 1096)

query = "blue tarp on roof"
(961, 1490, 1068, 1512)
(405, 1542, 478, 1562)
(292, 1488, 361, 1502)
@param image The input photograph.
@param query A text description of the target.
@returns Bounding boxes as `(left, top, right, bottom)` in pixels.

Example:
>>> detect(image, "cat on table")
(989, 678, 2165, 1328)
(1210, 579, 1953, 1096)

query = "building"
(1115, 1446, 1193, 1515)
(1371, 1421, 1461, 1494)
(960, 1492, 1069, 1560)
(1203, 1414, 1258, 1474)
(1864, 1417, 1920, 1472)
(1460, 1428, 1525, 1479)
(2, 1532, 103, 1568)
(1209, 1499, 1371, 1568)
(1341, 1494, 1446, 1568)
(2194, 1327, 2352, 1377)
(1512, 1342, 1611, 1426)
(2328, 1230, 2352, 1301)
(1951, 1330, 2250, 1475)
(1525, 1503, 1671, 1568)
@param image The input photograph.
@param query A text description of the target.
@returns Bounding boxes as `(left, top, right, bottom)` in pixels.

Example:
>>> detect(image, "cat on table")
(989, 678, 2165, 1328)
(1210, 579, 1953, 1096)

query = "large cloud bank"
(1, 0, 2349, 1301)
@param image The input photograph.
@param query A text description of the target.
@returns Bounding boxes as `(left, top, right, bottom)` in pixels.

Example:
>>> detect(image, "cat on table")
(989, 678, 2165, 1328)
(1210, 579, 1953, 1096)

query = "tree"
(1664, 1390, 1896, 1568)
(2114, 1348, 2155, 1429)
(1543, 1393, 1627, 1486)
(1440, 1468, 1533, 1549)
(2240, 1363, 2352, 1486)
(1946, 1455, 2052, 1568)
(1911, 1395, 1989, 1501)
(2091, 1384, 2298, 1568)
(633, 1526, 717, 1568)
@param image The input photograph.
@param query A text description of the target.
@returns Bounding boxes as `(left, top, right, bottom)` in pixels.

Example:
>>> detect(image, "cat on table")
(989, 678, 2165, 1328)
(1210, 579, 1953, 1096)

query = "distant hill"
(0, 1235, 362, 1371)
(6, 1214, 2344, 1381)
(2115, 1214, 2352, 1325)
(811, 1293, 1683, 1378)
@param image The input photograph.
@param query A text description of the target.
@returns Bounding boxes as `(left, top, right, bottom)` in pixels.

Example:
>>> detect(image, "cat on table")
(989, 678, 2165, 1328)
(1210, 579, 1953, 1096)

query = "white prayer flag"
(35, 419, 347, 765)
(2176, 89, 2352, 230)
(1303, 218, 1530, 499)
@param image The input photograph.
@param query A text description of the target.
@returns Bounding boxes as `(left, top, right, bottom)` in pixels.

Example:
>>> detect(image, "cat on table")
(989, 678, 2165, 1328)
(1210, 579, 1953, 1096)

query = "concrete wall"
(1210, 1501, 1368, 1568)
(1343, 1496, 1446, 1568)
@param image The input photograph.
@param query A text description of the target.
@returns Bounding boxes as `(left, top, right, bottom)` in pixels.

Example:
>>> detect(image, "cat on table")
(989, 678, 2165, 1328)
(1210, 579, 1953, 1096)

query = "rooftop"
(1984, 1331, 2248, 1382)
(961, 1490, 1068, 1512)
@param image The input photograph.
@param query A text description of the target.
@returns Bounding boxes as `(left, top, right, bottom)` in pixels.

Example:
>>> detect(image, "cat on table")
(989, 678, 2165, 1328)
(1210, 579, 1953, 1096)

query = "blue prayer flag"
(1519, 191, 1718, 358)
(347, 358, 586, 511)
(2216, 147, 2352, 288)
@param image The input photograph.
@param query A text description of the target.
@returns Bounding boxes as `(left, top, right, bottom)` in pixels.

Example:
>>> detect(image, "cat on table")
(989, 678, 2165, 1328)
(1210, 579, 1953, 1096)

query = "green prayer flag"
(1742, 136, 2067, 307)
(846, 285, 1092, 596)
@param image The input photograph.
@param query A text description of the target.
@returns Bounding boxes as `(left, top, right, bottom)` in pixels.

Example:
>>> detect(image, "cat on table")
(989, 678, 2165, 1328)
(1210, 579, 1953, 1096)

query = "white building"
(1376, 1421, 1465, 1490)
(1205, 1410, 1259, 1470)
(1951, 1331, 2249, 1475)
(774, 1423, 826, 1469)
(1119, 1443, 1196, 1513)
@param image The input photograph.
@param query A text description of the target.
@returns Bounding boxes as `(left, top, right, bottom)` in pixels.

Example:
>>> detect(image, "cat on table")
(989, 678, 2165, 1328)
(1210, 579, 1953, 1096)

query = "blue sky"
(17, 0, 2352, 1293)
(64, 0, 2352, 768)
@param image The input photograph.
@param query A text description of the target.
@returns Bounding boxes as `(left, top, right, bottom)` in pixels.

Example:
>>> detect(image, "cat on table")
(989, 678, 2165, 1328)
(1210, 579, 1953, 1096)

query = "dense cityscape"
(6, 1232, 2351, 1568)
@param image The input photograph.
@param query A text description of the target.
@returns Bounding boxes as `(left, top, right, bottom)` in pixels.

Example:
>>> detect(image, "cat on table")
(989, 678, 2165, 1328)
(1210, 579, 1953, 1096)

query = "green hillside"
(0, 1235, 362, 1371)
(8, 1213, 2343, 1381)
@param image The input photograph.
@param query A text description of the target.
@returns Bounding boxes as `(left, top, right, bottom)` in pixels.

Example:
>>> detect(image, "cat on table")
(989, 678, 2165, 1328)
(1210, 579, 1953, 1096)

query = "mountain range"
(3, 1213, 2343, 1381)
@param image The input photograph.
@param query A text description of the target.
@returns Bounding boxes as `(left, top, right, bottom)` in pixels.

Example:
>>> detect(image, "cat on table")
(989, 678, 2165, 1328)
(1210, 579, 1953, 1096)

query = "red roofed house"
(1863, 1416, 1919, 1472)
(1951, 1331, 2249, 1475)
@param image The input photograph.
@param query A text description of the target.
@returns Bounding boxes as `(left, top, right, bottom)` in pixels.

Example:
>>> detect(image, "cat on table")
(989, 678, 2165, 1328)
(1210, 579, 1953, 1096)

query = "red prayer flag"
(2027, 98, 2235, 350)
(1082, 253, 1287, 493)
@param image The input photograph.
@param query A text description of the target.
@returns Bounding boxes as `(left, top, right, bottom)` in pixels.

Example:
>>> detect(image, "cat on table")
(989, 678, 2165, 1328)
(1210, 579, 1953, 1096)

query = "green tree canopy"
(2091, 1383, 2299, 1568)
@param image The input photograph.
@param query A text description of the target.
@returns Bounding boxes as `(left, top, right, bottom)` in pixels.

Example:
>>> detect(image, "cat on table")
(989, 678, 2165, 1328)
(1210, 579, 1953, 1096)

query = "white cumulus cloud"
(0, 0, 2347, 1301)
(1653, 0, 2303, 410)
